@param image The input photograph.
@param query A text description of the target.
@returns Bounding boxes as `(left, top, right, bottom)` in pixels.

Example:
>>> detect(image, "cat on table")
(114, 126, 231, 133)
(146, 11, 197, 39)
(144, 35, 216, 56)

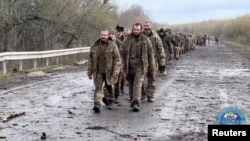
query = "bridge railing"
(0, 47, 90, 75)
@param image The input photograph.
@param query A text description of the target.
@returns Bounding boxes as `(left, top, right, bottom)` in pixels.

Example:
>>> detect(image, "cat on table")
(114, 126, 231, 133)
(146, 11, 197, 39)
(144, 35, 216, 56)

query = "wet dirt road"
(0, 41, 250, 141)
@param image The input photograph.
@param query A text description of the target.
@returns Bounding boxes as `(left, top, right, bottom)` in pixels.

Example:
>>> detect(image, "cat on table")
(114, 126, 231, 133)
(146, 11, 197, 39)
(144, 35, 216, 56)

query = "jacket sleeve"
(112, 43, 122, 75)
(116, 40, 124, 67)
(171, 36, 178, 47)
(166, 36, 171, 48)
(87, 46, 94, 77)
(147, 38, 156, 73)
(155, 34, 166, 66)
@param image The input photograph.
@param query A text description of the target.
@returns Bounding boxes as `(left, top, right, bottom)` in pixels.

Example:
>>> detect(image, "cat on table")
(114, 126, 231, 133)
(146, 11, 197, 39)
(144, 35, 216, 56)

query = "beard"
(100, 38, 108, 44)
(143, 29, 152, 36)
(159, 32, 165, 37)
(132, 33, 141, 38)
(101, 38, 107, 42)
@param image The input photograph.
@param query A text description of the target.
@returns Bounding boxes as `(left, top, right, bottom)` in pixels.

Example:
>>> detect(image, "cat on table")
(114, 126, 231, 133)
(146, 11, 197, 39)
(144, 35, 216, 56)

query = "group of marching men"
(87, 21, 199, 113)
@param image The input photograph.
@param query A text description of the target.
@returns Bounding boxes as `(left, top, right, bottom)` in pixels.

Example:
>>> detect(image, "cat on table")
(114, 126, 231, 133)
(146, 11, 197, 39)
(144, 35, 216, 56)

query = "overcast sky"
(113, 0, 250, 25)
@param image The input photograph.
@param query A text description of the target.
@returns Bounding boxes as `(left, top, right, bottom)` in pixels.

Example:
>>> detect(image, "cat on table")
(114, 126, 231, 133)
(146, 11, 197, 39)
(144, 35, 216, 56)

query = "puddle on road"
(218, 68, 250, 76)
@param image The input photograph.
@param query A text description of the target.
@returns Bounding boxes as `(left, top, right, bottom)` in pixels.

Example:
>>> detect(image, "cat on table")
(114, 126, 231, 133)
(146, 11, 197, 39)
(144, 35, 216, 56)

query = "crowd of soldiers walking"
(87, 21, 207, 113)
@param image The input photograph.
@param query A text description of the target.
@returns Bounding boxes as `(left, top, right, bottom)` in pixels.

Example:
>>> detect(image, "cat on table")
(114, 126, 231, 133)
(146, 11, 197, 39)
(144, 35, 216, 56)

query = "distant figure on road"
(215, 36, 219, 45)
(207, 35, 210, 44)
(87, 30, 121, 113)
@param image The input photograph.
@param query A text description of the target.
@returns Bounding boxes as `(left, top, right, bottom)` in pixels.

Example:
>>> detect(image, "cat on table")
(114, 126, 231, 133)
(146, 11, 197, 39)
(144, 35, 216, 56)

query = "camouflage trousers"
(127, 70, 145, 102)
(184, 44, 189, 52)
(94, 73, 115, 103)
(165, 51, 170, 65)
(180, 45, 184, 54)
(120, 71, 126, 94)
(174, 46, 180, 59)
(113, 71, 124, 99)
(141, 70, 156, 98)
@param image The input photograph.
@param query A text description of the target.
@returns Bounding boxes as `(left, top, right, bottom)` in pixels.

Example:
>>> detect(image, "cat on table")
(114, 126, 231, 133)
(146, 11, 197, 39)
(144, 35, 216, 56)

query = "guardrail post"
(33, 59, 37, 69)
(3, 61, 7, 74)
(46, 58, 49, 66)
(19, 60, 23, 71)
(56, 57, 59, 65)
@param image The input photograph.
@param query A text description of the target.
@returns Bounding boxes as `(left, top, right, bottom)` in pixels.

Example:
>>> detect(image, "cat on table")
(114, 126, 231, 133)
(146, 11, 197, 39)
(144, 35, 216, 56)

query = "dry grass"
(225, 41, 250, 51)
(0, 64, 62, 79)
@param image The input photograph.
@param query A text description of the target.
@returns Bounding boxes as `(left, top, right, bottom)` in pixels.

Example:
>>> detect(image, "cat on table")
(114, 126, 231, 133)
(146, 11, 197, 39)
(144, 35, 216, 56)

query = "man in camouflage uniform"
(87, 30, 121, 113)
(207, 35, 210, 44)
(202, 34, 207, 46)
(215, 35, 219, 45)
(121, 23, 155, 111)
(142, 21, 166, 102)
(107, 30, 123, 104)
(165, 28, 176, 61)
(173, 32, 181, 60)
(120, 28, 131, 94)
(158, 28, 171, 69)
(183, 34, 189, 52)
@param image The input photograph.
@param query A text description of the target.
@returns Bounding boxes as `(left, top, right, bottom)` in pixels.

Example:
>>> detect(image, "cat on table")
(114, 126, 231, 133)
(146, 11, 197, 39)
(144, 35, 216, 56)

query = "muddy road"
(0, 41, 250, 141)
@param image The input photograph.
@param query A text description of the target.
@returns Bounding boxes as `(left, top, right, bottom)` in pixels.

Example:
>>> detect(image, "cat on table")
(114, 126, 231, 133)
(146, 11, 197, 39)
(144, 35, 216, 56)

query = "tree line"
(171, 14, 250, 45)
(0, 0, 149, 52)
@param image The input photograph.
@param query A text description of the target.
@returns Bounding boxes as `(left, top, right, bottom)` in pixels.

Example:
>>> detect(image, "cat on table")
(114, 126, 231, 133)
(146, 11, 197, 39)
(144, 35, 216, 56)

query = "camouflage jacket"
(168, 32, 178, 46)
(115, 39, 124, 66)
(87, 39, 121, 85)
(143, 30, 166, 66)
(120, 34, 155, 75)
(174, 34, 182, 47)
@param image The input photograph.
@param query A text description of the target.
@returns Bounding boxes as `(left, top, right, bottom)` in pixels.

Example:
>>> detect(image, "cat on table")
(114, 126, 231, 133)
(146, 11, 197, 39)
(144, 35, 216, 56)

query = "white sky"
(113, 0, 250, 25)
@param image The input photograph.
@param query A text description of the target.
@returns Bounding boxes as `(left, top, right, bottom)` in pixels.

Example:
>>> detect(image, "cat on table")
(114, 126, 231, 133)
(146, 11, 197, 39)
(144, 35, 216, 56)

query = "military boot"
(131, 100, 140, 112)
(93, 102, 102, 113)
(102, 97, 109, 106)
(107, 100, 114, 110)
(147, 96, 154, 103)
(141, 94, 146, 101)
(114, 92, 121, 104)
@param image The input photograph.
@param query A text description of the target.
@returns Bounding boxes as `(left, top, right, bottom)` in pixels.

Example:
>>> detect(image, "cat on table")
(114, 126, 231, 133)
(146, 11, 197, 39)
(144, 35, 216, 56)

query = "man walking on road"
(121, 23, 155, 111)
(215, 35, 219, 45)
(87, 30, 121, 113)
(142, 21, 166, 102)
(108, 30, 124, 104)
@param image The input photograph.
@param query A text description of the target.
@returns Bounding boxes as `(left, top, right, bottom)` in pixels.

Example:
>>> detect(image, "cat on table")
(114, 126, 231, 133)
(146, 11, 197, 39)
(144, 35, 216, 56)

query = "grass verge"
(0, 64, 63, 79)
(225, 41, 250, 52)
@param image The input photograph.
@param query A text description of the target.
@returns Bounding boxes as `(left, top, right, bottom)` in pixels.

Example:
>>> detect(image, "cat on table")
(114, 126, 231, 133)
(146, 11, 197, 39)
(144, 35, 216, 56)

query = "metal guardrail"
(0, 47, 90, 74)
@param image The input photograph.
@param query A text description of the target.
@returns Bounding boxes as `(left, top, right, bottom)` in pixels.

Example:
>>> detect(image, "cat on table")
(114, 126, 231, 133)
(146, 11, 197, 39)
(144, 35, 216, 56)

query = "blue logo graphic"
(215, 106, 246, 125)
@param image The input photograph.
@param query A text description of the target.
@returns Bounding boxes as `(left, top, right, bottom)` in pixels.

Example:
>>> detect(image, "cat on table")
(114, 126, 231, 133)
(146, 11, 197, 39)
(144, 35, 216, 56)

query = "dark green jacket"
(120, 34, 155, 75)
(87, 39, 121, 85)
